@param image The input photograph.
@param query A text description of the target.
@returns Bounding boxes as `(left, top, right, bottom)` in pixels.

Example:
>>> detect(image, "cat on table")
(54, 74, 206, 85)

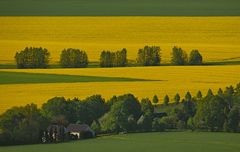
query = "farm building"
(66, 124, 95, 139)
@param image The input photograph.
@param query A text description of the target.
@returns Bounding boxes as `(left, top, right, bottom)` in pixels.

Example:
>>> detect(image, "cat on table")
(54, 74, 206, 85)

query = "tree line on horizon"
(0, 83, 239, 146)
(14, 46, 203, 69)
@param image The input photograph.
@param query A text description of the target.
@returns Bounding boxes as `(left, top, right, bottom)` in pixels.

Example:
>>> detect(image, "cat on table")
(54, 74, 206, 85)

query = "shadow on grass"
(0, 71, 165, 84)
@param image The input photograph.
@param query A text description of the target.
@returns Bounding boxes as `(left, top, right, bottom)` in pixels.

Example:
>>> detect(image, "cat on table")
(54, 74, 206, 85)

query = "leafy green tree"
(196, 90, 202, 99)
(152, 95, 159, 105)
(218, 88, 223, 96)
(107, 95, 118, 108)
(100, 51, 112, 67)
(60, 48, 88, 68)
(164, 95, 170, 106)
(173, 100, 196, 125)
(224, 106, 240, 132)
(185, 92, 192, 102)
(235, 83, 240, 94)
(152, 118, 160, 131)
(42, 97, 68, 120)
(0, 132, 12, 145)
(0, 104, 48, 145)
(141, 98, 154, 115)
(189, 50, 203, 65)
(67, 98, 90, 124)
(84, 95, 108, 123)
(99, 112, 118, 132)
(174, 93, 180, 104)
(172, 108, 186, 122)
(159, 116, 177, 129)
(187, 117, 195, 131)
(177, 120, 186, 130)
(137, 46, 161, 66)
(15, 47, 50, 68)
(51, 115, 68, 126)
(206, 89, 214, 97)
(91, 120, 101, 134)
(194, 96, 226, 131)
(182, 100, 196, 121)
(100, 94, 141, 132)
(113, 48, 127, 67)
(171, 46, 188, 65)
(158, 121, 167, 131)
(224, 86, 235, 95)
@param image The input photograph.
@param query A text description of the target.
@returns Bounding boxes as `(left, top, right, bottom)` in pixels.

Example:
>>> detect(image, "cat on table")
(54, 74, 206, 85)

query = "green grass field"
(0, 132, 239, 152)
(0, 0, 240, 16)
(0, 71, 149, 84)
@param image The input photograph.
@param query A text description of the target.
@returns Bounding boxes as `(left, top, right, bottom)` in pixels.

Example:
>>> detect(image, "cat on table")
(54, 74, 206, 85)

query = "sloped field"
(0, 65, 239, 113)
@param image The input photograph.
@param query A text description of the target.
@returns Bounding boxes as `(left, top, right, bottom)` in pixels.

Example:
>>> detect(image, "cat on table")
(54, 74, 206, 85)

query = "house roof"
(66, 124, 91, 133)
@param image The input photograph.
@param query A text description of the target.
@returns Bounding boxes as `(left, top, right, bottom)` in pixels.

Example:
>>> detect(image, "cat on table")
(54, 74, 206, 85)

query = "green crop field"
(0, 0, 240, 16)
(0, 132, 239, 152)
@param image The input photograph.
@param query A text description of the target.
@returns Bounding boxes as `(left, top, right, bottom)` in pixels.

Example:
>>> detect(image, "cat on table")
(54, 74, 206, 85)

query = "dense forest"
(15, 46, 203, 68)
(0, 83, 239, 145)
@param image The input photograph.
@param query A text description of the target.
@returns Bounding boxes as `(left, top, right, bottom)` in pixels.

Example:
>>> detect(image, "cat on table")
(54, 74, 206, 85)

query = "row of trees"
(15, 46, 203, 68)
(1, 83, 239, 145)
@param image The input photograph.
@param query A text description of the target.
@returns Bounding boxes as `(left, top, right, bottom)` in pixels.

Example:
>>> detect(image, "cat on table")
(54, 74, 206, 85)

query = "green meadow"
(0, 0, 240, 16)
(0, 132, 240, 152)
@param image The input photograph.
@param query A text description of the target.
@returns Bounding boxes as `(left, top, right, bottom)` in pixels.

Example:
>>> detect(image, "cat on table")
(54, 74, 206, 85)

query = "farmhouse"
(66, 124, 95, 139)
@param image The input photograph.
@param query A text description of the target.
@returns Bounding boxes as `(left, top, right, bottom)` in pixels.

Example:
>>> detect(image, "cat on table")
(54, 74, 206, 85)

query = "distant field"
(0, 65, 239, 113)
(0, 132, 240, 152)
(0, 17, 240, 64)
(0, 0, 240, 16)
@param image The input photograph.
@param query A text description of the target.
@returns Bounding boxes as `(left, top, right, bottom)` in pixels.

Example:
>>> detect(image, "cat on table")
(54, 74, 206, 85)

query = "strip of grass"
(0, 0, 240, 16)
(0, 71, 152, 84)
(0, 132, 240, 152)
(1, 60, 240, 69)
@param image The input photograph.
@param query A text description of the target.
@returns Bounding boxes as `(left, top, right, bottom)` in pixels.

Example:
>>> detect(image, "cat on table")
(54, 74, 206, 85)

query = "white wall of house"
(70, 132, 80, 138)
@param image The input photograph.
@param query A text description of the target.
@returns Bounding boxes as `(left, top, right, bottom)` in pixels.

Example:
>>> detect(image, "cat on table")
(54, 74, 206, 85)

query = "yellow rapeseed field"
(0, 65, 240, 112)
(0, 17, 240, 64)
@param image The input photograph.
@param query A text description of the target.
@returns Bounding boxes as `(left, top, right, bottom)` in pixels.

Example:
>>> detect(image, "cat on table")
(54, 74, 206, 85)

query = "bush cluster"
(60, 48, 88, 68)
(15, 47, 50, 68)
(100, 48, 127, 67)
(171, 46, 203, 65)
